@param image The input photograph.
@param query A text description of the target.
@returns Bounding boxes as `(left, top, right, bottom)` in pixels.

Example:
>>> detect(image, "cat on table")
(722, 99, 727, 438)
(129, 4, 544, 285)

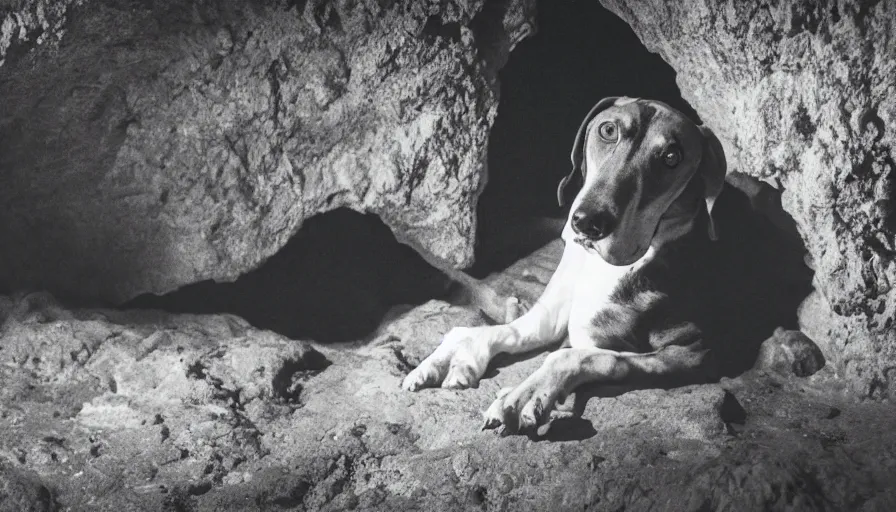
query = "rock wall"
(599, 0, 896, 398)
(0, 0, 535, 303)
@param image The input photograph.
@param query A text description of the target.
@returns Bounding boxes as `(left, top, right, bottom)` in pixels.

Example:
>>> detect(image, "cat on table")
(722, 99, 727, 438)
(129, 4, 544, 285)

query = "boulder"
(599, 0, 896, 397)
(754, 327, 826, 378)
(0, 0, 536, 303)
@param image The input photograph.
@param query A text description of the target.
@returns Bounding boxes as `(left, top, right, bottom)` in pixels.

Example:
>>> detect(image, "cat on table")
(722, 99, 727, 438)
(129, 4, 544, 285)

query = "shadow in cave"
(472, 0, 699, 277)
(126, 209, 453, 343)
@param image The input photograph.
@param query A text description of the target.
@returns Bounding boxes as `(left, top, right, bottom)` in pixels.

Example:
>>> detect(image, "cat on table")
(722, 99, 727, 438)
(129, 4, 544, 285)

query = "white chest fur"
(562, 236, 655, 349)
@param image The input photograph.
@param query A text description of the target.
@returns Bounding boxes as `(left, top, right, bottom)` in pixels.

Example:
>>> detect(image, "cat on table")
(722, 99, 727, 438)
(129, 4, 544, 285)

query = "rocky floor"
(2, 240, 896, 511)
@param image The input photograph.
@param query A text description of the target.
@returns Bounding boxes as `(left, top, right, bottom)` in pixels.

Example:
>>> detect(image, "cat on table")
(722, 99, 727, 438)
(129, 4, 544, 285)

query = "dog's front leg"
(483, 342, 710, 434)
(402, 244, 582, 391)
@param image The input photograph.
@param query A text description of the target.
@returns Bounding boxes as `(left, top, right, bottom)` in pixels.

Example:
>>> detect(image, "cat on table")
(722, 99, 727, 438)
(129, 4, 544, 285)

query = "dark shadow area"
(473, 0, 697, 276)
(536, 416, 598, 442)
(534, 387, 750, 442)
(693, 185, 814, 378)
(126, 209, 453, 343)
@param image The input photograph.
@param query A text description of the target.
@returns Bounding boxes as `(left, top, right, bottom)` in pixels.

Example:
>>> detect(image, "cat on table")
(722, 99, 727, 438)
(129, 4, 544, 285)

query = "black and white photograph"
(1, 0, 894, 510)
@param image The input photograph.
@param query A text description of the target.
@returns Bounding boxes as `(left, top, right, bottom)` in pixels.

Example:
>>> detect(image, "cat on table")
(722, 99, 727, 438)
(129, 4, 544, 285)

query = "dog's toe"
(483, 390, 529, 434)
(482, 395, 508, 430)
(402, 362, 442, 391)
(481, 416, 501, 431)
(518, 396, 544, 430)
(401, 370, 425, 391)
(483, 378, 558, 435)
(442, 362, 479, 389)
(442, 374, 470, 389)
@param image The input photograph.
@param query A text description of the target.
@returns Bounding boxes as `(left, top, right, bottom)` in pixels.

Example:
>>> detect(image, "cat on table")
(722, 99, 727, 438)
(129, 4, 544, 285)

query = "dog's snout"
(571, 210, 616, 240)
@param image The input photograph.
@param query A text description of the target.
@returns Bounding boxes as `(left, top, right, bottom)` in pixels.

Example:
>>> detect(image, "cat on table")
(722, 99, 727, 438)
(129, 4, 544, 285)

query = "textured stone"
(0, 0, 82, 68)
(0, 214, 885, 509)
(0, 461, 56, 512)
(0, 0, 536, 303)
(2, 287, 896, 510)
(599, 0, 896, 397)
(754, 327, 826, 378)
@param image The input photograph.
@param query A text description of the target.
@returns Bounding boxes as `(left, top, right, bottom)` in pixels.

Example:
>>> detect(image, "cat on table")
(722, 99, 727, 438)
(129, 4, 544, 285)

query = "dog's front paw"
(402, 326, 500, 392)
(481, 369, 565, 436)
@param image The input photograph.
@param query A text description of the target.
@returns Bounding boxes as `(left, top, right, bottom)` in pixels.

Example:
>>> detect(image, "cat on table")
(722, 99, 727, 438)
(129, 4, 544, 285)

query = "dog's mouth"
(573, 235, 596, 250)
(574, 235, 645, 265)
(573, 235, 611, 255)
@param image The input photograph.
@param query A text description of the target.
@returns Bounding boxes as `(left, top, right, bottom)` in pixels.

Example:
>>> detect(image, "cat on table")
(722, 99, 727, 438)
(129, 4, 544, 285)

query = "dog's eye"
(597, 121, 618, 142)
(662, 146, 682, 167)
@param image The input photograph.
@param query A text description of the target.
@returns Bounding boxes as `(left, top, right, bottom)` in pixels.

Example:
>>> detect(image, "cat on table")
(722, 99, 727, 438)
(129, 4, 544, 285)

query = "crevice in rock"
(720, 391, 747, 426)
(269, 479, 312, 508)
(422, 15, 462, 44)
(271, 348, 332, 405)
(125, 209, 454, 343)
(469, 0, 517, 78)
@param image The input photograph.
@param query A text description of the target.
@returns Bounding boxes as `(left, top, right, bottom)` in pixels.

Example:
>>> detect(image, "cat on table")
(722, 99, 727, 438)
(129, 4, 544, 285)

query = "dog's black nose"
(571, 210, 616, 240)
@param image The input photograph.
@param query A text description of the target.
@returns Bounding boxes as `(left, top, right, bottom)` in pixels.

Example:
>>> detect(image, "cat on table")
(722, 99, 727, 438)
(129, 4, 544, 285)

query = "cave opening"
(127, 208, 453, 343)
(472, 0, 699, 275)
(127, 1, 812, 364)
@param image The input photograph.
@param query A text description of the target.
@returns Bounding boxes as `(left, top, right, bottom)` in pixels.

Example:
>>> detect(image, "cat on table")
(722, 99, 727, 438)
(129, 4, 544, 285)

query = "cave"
(124, 0, 710, 343)
(1, 0, 895, 510)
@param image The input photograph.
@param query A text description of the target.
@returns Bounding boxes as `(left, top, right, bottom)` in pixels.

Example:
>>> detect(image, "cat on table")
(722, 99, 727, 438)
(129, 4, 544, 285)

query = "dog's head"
(557, 97, 727, 265)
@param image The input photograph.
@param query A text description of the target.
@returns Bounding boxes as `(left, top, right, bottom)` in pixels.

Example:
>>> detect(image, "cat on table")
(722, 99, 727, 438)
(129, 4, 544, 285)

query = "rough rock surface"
(599, 0, 896, 397)
(0, 0, 535, 303)
(1, 234, 895, 511)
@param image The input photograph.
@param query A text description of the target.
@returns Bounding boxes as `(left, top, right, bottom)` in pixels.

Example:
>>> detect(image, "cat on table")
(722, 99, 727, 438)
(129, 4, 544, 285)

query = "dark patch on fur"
(619, 106, 655, 160)
(637, 104, 658, 130)
(648, 322, 702, 350)
(589, 304, 645, 351)
(588, 185, 812, 378)
(610, 173, 640, 216)
(577, 170, 639, 222)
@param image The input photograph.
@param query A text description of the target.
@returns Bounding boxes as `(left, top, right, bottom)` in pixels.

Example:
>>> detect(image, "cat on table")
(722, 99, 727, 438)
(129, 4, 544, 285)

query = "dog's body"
(402, 97, 804, 434)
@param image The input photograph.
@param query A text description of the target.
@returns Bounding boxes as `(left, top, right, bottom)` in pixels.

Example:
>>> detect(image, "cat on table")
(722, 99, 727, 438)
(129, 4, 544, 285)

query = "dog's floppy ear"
(697, 125, 727, 241)
(557, 96, 622, 207)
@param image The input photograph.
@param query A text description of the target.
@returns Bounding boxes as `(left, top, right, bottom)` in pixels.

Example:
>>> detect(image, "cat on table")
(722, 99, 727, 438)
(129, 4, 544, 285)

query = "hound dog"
(402, 96, 738, 434)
